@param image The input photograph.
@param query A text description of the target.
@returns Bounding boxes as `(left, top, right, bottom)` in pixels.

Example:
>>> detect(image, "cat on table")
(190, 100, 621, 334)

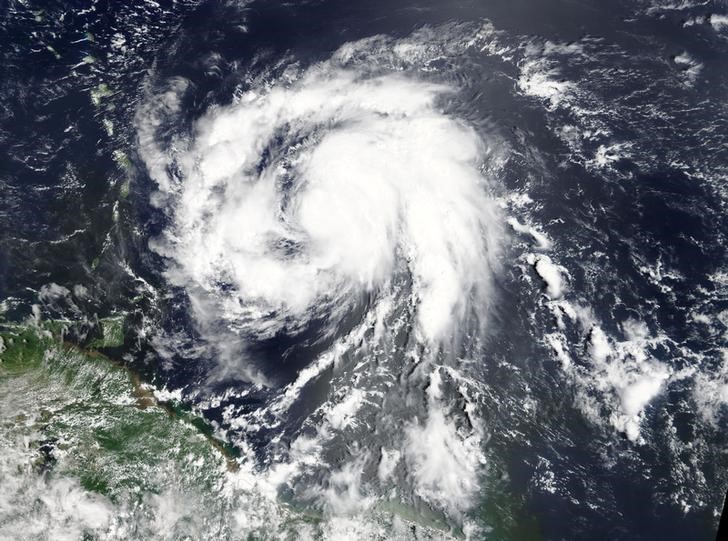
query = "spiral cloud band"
(143, 65, 501, 354)
(137, 44, 503, 531)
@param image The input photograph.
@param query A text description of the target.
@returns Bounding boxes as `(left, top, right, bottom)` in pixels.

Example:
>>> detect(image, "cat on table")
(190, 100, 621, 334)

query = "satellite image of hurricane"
(1, 0, 728, 539)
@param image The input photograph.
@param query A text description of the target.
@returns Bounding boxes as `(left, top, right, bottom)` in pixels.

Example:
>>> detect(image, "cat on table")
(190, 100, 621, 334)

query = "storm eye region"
(142, 67, 501, 365)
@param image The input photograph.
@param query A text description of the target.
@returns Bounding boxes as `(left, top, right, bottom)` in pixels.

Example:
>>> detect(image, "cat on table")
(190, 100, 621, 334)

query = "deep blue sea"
(1, 0, 728, 539)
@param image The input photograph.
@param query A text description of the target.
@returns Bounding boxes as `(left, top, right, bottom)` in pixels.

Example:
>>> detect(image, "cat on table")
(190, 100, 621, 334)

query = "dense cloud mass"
(135, 40, 503, 534)
(2, 0, 728, 538)
(140, 67, 500, 349)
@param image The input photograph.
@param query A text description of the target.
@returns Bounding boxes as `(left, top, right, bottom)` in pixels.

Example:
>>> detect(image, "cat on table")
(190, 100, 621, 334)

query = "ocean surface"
(1, 0, 728, 539)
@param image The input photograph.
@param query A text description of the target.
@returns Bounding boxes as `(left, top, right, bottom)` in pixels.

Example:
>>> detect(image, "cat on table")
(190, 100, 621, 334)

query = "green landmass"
(0, 323, 241, 538)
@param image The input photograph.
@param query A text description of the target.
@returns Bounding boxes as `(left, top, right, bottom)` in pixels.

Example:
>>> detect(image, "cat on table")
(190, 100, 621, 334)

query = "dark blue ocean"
(1, 0, 727, 539)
